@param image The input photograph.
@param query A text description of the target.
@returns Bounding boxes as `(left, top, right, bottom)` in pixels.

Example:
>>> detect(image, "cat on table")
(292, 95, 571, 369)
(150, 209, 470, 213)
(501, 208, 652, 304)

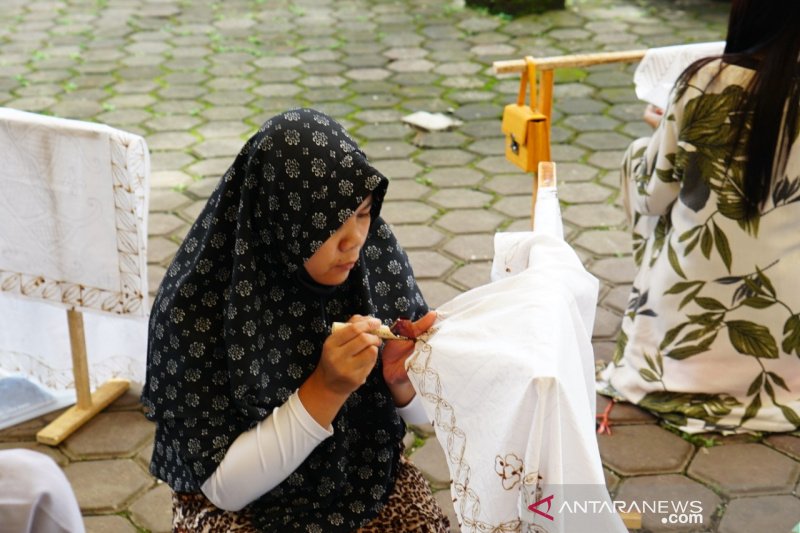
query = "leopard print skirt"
(172, 455, 451, 532)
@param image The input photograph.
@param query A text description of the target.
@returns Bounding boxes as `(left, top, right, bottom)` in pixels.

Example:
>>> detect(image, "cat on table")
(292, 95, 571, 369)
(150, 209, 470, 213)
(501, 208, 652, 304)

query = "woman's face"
(303, 195, 373, 286)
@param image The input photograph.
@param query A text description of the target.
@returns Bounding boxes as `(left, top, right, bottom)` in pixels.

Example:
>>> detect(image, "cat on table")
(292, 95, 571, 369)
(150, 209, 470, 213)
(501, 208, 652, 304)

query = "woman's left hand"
(381, 311, 437, 386)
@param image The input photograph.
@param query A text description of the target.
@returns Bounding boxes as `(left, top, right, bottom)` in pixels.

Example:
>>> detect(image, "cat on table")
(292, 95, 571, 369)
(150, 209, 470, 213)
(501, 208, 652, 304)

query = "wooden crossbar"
(493, 49, 647, 74)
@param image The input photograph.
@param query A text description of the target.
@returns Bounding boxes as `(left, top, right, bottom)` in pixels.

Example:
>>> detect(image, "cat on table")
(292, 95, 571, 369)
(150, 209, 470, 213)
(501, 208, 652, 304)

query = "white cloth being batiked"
(406, 189, 625, 533)
(0, 109, 149, 410)
(634, 41, 724, 109)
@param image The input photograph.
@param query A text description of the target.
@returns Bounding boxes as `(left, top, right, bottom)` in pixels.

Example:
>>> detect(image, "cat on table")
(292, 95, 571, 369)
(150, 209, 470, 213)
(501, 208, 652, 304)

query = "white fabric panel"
(634, 41, 725, 109)
(0, 107, 149, 316)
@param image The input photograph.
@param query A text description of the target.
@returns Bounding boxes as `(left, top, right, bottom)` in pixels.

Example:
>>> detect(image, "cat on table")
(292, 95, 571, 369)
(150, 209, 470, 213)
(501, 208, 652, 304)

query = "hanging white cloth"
(406, 186, 625, 532)
(634, 41, 725, 109)
(0, 108, 149, 426)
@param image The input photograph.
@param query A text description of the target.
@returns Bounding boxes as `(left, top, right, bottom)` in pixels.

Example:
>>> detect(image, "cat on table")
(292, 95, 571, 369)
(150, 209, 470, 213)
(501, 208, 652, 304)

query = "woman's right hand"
(315, 315, 382, 396)
(299, 316, 382, 428)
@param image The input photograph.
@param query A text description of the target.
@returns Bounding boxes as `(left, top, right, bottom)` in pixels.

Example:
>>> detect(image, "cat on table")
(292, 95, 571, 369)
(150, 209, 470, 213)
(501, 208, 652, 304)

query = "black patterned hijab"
(142, 109, 428, 531)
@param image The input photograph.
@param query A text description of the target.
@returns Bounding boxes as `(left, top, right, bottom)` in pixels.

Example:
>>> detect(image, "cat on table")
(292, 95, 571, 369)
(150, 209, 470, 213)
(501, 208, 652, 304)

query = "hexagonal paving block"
(562, 204, 626, 229)
(129, 483, 172, 533)
(443, 234, 494, 262)
(375, 159, 423, 179)
(596, 395, 657, 425)
(593, 306, 621, 339)
(417, 280, 463, 309)
(148, 236, 179, 265)
(150, 170, 193, 189)
(415, 149, 475, 167)
(148, 213, 185, 237)
(561, 114, 620, 132)
(687, 443, 800, 497)
(598, 425, 694, 476)
(407, 250, 454, 279)
(148, 265, 166, 297)
(83, 514, 138, 533)
(764, 434, 800, 461)
(483, 174, 531, 196)
(718, 494, 800, 533)
(186, 157, 233, 180)
(428, 188, 493, 210)
(63, 411, 155, 459)
(384, 179, 429, 201)
(433, 489, 460, 533)
(449, 262, 492, 290)
(148, 189, 191, 212)
(588, 150, 626, 171)
(492, 195, 530, 219)
(355, 123, 409, 140)
(190, 120, 248, 140)
(380, 200, 438, 225)
(390, 220, 448, 249)
(602, 284, 632, 313)
(409, 437, 450, 489)
(559, 182, 613, 205)
(574, 230, 631, 256)
(436, 209, 504, 234)
(180, 200, 207, 222)
(387, 58, 435, 72)
(362, 141, 417, 160)
(186, 177, 220, 200)
(615, 475, 721, 532)
(425, 168, 485, 188)
(589, 257, 637, 284)
(192, 138, 242, 159)
(64, 459, 153, 513)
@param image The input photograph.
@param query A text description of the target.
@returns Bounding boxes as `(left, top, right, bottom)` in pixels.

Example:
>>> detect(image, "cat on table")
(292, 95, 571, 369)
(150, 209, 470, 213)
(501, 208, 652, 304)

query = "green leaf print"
(740, 297, 775, 309)
(779, 405, 800, 427)
(741, 393, 761, 425)
(727, 320, 779, 359)
(695, 297, 725, 311)
(712, 221, 732, 272)
(613, 329, 628, 365)
(639, 390, 740, 426)
(667, 243, 686, 279)
(767, 372, 790, 393)
(700, 226, 712, 259)
(783, 315, 800, 356)
(746, 373, 763, 396)
(755, 267, 776, 298)
(661, 322, 689, 350)
(639, 368, 661, 383)
(667, 345, 707, 360)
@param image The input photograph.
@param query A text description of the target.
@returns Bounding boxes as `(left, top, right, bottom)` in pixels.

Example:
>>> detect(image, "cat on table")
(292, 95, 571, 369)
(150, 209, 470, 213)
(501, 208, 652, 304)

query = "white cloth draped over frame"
(406, 188, 625, 533)
(0, 108, 149, 392)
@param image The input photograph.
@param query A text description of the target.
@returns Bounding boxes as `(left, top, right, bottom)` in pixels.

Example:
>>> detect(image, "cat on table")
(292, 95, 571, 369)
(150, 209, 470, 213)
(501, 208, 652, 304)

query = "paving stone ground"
(2, 0, 799, 532)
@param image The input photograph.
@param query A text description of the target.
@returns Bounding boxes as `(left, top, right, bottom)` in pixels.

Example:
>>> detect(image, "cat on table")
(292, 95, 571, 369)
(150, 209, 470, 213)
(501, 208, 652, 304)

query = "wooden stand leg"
(36, 310, 130, 446)
(620, 511, 642, 529)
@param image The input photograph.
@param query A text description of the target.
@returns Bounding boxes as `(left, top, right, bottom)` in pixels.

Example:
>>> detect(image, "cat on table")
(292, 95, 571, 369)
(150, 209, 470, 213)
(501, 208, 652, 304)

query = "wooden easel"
(35, 309, 129, 446)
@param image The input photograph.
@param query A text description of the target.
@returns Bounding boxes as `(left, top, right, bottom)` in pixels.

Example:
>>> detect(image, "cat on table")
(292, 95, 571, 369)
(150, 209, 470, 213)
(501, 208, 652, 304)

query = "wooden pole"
(67, 309, 92, 410)
(493, 49, 647, 74)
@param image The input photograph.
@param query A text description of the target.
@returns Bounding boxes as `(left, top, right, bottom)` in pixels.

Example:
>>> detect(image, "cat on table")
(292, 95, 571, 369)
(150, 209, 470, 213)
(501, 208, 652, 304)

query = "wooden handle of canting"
(331, 322, 407, 340)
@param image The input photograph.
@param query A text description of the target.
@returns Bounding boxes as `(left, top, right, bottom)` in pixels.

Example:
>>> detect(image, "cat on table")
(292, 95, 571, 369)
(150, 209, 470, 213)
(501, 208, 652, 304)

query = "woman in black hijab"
(143, 109, 449, 532)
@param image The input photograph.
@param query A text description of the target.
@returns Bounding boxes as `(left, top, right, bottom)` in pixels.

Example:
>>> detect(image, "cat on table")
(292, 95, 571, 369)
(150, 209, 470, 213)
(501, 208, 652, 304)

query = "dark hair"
(677, 1, 800, 216)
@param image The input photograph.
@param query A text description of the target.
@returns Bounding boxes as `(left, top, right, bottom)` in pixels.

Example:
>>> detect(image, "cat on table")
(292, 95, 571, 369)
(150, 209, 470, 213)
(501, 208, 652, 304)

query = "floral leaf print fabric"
(142, 109, 429, 531)
(601, 61, 800, 433)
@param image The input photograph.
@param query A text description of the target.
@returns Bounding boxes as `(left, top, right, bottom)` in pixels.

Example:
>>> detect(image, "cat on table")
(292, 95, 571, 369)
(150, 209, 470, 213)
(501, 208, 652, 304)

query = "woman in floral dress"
(600, 0, 800, 433)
